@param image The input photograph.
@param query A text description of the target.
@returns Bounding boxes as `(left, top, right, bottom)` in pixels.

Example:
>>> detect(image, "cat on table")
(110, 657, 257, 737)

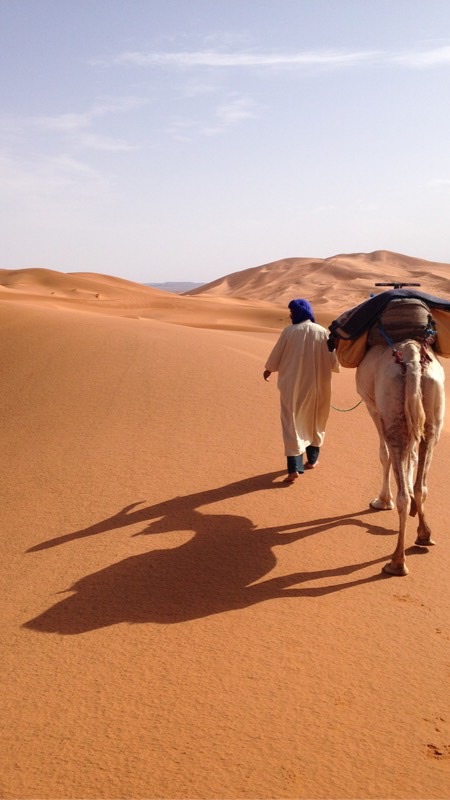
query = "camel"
(356, 336, 445, 576)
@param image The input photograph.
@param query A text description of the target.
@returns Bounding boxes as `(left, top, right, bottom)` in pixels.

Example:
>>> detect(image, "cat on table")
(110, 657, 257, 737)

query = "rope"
(331, 399, 363, 412)
(377, 321, 407, 374)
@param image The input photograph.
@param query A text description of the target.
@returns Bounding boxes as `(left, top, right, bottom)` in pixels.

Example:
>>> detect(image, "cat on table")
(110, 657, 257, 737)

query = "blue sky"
(2, 0, 450, 283)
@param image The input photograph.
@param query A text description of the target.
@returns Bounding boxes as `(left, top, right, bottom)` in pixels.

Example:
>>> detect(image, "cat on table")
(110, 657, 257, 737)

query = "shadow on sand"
(23, 471, 428, 634)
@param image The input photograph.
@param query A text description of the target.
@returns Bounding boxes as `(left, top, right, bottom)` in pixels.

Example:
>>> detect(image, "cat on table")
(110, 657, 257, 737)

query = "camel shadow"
(27, 469, 399, 553)
(24, 506, 399, 634)
(23, 469, 425, 635)
(27, 471, 288, 553)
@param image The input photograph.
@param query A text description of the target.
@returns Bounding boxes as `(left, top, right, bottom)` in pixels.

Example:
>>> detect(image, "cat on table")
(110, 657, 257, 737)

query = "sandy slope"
(1, 262, 450, 800)
(186, 250, 450, 310)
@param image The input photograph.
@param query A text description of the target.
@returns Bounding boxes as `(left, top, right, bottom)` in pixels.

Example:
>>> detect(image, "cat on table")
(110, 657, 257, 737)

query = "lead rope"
(377, 321, 407, 374)
(420, 323, 436, 369)
(331, 398, 363, 412)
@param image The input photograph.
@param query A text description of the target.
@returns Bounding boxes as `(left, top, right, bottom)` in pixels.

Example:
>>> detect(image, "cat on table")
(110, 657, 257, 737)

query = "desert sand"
(1, 252, 450, 800)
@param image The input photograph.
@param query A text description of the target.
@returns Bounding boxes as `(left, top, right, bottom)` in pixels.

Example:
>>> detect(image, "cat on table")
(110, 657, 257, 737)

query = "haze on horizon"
(2, 0, 450, 284)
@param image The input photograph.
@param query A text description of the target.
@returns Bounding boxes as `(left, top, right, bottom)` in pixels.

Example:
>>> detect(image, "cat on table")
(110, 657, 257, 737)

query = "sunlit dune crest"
(2, 250, 450, 332)
(185, 249, 450, 308)
(0, 266, 170, 301)
(0, 266, 289, 330)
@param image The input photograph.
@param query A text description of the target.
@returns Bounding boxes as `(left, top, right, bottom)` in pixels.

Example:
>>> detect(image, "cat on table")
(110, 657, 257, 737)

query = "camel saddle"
(328, 289, 450, 367)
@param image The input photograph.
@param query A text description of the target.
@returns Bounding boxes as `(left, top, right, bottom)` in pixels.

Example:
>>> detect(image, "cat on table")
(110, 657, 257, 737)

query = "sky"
(2, 0, 450, 284)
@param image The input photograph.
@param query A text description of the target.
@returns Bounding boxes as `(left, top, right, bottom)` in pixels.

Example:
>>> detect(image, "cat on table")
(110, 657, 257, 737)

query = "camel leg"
(383, 450, 410, 576)
(413, 436, 436, 547)
(367, 408, 395, 510)
(413, 374, 444, 546)
(357, 341, 444, 576)
(407, 447, 418, 517)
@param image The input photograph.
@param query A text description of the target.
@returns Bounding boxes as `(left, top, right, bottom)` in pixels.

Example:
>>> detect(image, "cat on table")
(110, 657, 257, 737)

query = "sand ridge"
(1, 254, 450, 799)
(186, 249, 450, 310)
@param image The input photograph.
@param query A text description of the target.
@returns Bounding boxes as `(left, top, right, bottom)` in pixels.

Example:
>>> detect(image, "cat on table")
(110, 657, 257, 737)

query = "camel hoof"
(370, 498, 395, 510)
(415, 537, 436, 547)
(383, 562, 409, 576)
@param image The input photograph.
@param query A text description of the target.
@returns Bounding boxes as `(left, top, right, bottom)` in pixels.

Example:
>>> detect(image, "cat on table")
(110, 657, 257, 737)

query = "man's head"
(288, 298, 315, 324)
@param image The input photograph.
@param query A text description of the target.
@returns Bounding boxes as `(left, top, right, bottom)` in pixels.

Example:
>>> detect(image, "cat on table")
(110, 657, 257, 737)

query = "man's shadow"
(27, 471, 288, 553)
(24, 502, 404, 634)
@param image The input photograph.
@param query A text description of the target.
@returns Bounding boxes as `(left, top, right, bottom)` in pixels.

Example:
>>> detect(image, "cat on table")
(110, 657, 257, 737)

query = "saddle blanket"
(328, 289, 450, 367)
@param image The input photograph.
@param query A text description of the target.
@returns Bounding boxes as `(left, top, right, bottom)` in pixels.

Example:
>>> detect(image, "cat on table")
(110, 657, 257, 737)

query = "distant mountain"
(183, 251, 450, 309)
(147, 282, 204, 293)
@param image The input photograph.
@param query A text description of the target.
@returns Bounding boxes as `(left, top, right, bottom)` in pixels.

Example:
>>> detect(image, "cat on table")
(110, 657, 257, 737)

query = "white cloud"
(182, 81, 218, 98)
(112, 48, 378, 69)
(215, 95, 258, 125)
(0, 152, 111, 207)
(0, 96, 148, 155)
(165, 118, 197, 142)
(427, 178, 450, 188)
(166, 94, 258, 139)
(390, 45, 450, 67)
(101, 43, 450, 73)
(77, 133, 138, 152)
(29, 96, 148, 132)
(32, 112, 90, 132)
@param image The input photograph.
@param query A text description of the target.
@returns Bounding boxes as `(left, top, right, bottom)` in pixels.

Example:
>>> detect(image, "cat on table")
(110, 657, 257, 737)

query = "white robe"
(265, 321, 340, 456)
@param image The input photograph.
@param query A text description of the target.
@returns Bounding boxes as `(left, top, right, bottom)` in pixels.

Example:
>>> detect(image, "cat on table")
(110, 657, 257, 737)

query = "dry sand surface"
(1, 255, 450, 800)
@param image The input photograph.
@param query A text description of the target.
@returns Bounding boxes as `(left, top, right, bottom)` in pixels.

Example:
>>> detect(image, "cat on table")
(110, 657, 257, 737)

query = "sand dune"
(186, 250, 450, 311)
(1, 258, 450, 799)
(0, 267, 289, 331)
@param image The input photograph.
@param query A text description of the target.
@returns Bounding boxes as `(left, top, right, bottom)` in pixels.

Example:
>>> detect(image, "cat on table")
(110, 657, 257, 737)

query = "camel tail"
(403, 342, 426, 443)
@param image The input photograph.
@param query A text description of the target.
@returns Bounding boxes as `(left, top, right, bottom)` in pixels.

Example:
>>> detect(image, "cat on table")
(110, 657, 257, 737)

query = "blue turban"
(288, 298, 316, 324)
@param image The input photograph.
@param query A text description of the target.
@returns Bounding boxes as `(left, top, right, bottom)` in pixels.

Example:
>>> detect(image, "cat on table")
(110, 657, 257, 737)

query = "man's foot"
(283, 472, 300, 482)
(305, 445, 320, 467)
